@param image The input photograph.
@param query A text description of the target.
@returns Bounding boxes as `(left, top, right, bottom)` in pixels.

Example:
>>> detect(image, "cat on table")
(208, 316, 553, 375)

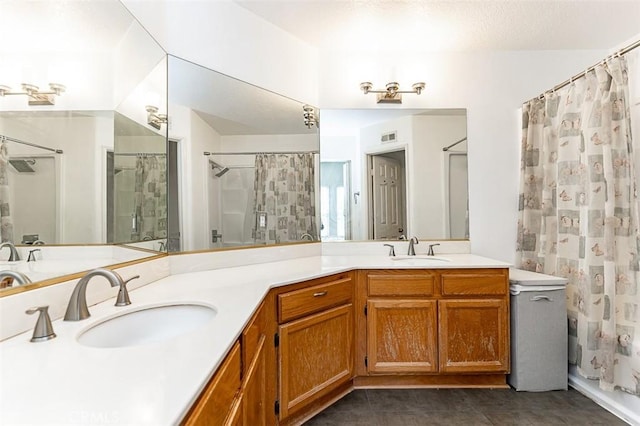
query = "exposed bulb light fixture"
(0, 83, 66, 106)
(303, 104, 318, 129)
(146, 105, 168, 130)
(359, 81, 425, 104)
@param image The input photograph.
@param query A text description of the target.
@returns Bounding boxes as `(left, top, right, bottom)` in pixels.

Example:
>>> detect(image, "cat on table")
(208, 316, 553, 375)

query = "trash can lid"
(509, 268, 568, 286)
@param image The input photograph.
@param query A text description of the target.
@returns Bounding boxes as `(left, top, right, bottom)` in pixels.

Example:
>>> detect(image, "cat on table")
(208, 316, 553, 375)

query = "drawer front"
(279, 277, 352, 323)
(368, 273, 435, 297)
(441, 270, 508, 296)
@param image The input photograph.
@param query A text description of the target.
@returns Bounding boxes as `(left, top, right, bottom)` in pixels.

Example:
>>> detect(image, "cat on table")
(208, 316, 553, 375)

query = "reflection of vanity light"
(145, 105, 168, 130)
(303, 104, 317, 129)
(0, 83, 66, 106)
(359, 81, 425, 104)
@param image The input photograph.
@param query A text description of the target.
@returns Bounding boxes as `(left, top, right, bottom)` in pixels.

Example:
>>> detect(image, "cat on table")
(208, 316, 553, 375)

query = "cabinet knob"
(313, 291, 328, 297)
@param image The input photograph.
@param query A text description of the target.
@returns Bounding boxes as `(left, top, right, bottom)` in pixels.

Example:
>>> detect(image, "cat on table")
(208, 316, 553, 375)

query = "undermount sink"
(77, 303, 217, 349)
(390, 255, 451, 263)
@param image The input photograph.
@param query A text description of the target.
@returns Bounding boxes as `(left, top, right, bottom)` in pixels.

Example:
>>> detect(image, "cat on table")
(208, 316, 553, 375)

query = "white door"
(371, 155, 404, 239)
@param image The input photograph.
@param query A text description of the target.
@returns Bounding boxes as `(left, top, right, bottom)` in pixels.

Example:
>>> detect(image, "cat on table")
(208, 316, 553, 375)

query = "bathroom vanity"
(0, 252, 510, 426)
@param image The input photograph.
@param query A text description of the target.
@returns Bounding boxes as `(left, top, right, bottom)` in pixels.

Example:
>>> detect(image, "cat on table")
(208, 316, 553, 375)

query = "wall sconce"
(0, 83, 66, 106)
(359, 81, 425, 104)
(303, 104, 318, 129)
(145, 105, 168, 130)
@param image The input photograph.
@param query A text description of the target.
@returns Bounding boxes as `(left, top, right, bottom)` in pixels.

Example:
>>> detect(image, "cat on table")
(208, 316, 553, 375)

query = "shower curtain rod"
(113, 152, 166, 156)
(0, 134, 63, 154)
(442, 137, 467, 152)
(204, 150, 319, 156)
(531, 37, 640, 102)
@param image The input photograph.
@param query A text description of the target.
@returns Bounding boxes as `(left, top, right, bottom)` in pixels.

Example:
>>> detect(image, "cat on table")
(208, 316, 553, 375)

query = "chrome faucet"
(64, 268, 140, 321)
(0, 270, 32, 286)
(408, 237, 419, 256)
(0, 242, 21, 261)
(300, 233, 314, 241)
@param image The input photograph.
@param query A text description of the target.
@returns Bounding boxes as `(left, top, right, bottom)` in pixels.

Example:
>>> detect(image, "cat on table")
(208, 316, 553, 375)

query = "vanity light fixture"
(145, 105, 168, 130)
(0, 83, 66, 106)
(359, 81, 425, 104)
(303, 104, 318, 129)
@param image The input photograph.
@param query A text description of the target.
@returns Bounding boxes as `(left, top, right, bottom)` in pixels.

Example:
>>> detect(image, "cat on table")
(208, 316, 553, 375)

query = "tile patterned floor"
(303, 388, 629, 425)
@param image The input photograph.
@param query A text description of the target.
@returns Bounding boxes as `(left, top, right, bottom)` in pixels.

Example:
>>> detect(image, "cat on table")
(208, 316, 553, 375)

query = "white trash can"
(508, 268, 568, 391)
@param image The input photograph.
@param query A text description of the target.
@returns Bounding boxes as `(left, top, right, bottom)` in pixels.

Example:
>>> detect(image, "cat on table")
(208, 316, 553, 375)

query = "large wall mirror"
(319, 109, 468, 241)
(168, 56, 319, 252)
(0, 0, 167, 293)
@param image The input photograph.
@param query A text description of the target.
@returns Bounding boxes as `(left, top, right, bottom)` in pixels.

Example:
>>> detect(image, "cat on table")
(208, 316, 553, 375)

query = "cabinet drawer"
(368, 273, 435, 297)
(441, 270, 508, 296)
(278, 277, 352, 323)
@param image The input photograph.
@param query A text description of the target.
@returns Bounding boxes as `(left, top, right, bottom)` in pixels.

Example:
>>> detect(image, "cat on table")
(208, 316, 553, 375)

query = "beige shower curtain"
(132, 154, 168, 241)
(0, 142, 14, 243)
(517, 56, 640, 395)
(252, 153, 317, 244)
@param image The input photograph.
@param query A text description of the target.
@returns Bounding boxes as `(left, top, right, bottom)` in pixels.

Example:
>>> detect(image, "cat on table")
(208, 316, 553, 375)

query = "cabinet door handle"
(530, 295, 553, 302)
(313, 291, 328, 297)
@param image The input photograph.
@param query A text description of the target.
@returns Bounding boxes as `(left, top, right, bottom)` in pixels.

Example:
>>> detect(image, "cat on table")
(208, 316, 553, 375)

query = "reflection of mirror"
(168, 56, 319, 252)
(320, 109, 468, 241)
(0, 0, 167, 293)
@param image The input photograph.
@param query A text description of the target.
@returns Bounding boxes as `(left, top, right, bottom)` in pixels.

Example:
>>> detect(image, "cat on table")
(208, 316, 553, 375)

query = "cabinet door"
(439, 299, 509, 373)
(367, 299, 438, 374)
(279, 304, 353, 420)
(183, 342, 241, 426)
(242, 334, 267, 426)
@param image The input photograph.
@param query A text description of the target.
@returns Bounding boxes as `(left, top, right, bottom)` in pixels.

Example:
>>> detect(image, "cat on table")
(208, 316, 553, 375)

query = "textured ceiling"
(235, 0, 640, 52)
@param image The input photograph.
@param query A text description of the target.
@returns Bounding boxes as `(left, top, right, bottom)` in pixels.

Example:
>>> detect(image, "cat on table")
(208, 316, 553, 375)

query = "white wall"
(169, 104, 222, 251)
(121, 0, 319, 105)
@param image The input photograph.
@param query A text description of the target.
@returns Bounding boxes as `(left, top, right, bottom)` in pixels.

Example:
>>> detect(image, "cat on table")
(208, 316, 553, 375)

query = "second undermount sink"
(77, 303, 217, 349)
(390, 255, 451, 263)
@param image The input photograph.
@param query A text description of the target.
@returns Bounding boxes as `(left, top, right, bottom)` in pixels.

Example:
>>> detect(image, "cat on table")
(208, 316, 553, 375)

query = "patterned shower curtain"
(517, 56, 640, 395)
(0, 142, 14, 243)
(131, 154, 167, 241)
(252, 153, 317, 244)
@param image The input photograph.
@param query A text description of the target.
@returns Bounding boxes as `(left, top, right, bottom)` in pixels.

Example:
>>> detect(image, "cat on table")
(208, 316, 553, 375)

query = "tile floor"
(303, 388, 629, 425)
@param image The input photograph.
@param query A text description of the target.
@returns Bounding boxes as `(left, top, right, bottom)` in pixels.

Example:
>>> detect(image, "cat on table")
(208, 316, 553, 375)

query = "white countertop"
(0, 254, 509, 425)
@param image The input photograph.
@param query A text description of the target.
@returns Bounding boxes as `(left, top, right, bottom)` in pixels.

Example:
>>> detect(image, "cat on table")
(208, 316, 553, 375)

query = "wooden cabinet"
(367, 299, 437, 374)
(182, 342, 242, 426)
(241, 300, 272, 426)
(276, 273, 354, 422)
(439, 269, 509, 374)
(362, 268, 510, 381)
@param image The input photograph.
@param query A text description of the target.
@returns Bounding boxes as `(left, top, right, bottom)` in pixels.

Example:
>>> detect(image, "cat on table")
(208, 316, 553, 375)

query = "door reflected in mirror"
(167, 55, 319, 252)
(319, 109, 468, 241)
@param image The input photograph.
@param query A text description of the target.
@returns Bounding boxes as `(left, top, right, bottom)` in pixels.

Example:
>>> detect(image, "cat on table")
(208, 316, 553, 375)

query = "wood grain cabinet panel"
(242, 334, 267, 426)
(279, 303, 354, 419)
(182, 342, 241, 426)
(278, 277, 352, 323)
(367, 272, 435, 297)
(441, 269, 508, 296)
(439, 299, 509, 373)
(367, 299, 438, 374)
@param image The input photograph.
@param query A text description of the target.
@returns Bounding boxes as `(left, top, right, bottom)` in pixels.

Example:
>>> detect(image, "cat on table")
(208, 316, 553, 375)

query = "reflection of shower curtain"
(0, 142, 14, 242)
(517, 57, 640, 395)
(131, 155, 167, 240)
(253, 153, 317, 244)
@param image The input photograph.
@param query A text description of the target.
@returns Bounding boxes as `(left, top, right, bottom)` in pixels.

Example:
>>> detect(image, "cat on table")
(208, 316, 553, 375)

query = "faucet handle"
(427, 243, 441, 256)
(115, 275, 140, 307)
(25, 306, 56, 342)
(383, 243, 396, 257)
(27, 248, 41, 262)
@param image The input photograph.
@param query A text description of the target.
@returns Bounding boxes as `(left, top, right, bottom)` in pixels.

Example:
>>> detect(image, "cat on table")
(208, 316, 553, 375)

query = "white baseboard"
(569, 365, 640, 426)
